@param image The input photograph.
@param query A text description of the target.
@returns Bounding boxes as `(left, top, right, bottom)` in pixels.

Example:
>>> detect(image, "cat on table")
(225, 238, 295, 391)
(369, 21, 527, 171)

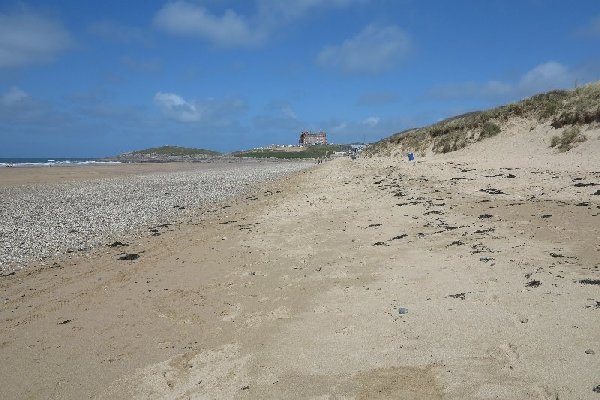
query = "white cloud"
(154, 91, 245, 124)
(430, 61, 580, 101)
(1, 87, 30, 106)
(0, 10, 71, 68)
(153, 1, 263, 47)
(154, 0, 367, 47)
(519, 61, 573, 92)
(331, 121, 347, 132)
(323, 114, 417, 143)
(362, 116, 380, 127)
(253, 101, 303, 131)
(0, 86, 70, 126)
(317, 25, 411, 74)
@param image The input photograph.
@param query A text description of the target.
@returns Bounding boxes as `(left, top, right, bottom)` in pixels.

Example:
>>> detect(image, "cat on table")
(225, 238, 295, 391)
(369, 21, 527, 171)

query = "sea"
(0, 158, 120, 167)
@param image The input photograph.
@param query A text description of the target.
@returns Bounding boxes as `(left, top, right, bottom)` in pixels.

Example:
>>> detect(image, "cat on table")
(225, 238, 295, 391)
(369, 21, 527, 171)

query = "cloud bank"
(153, 1, 264, 47)
(154, 91, 246, 125)
(154, 0, 367, 47)
(0, 9, 71, 68)
(317, 25, 411, 74)
(430, 61, 582, 101)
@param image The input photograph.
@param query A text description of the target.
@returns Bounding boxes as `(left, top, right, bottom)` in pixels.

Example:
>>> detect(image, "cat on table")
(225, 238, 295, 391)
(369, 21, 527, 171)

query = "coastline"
(0, 156, 598, 398)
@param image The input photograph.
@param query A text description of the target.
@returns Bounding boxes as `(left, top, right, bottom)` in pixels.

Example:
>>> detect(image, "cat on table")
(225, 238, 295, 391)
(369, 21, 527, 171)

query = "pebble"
(0, 161, 312, 272)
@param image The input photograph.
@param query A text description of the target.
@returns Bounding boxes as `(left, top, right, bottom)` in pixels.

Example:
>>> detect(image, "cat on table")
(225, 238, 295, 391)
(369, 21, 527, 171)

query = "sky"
(1, 0, 600, 157)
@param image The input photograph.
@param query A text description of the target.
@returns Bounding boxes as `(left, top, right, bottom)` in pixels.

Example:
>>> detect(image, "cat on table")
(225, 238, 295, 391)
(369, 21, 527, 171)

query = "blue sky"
(1, 0, 600, 157)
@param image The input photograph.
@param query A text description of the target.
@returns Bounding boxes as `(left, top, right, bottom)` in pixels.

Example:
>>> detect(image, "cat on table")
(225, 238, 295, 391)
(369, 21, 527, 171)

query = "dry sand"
(1, 132, 599, 398)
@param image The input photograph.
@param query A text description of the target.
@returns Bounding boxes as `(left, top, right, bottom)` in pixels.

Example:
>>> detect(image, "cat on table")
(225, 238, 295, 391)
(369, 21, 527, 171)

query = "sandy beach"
(1, 129, 599, 399)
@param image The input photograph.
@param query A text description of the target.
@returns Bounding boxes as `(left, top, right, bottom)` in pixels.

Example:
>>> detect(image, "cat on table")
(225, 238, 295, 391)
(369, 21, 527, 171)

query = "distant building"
(299, 131, 327, 145)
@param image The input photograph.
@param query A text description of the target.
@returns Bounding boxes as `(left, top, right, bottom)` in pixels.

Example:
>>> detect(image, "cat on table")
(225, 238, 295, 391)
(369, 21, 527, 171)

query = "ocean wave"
(0, 160, 122, 168)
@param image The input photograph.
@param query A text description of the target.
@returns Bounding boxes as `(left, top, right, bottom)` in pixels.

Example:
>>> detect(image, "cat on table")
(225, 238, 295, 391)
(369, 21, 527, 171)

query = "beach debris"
(480, 188, 506, 195)
(108, 241, 128, 247)
(372, 241, 388, 246)
(118, 253, 139, 261)
(448, 240, 464, 246)
(573, 182, 597, 187)
(424, 210, 443, 215)
(549, 252, 564, 258)
(593, 385, 600, 393)
(390, 234, 408, 240)
(526, 280, 542, 288)
(585, 349, 595, 355)
(448, 293, 466, 300)
(541, 214, 552, 218)
(474, 228, 495, 234)
(585, 300, 600, 309)
(576, 202, 590, 207)
(241, 385, 250, 390)
(367, 223, 382, 228)
(593, 190, 600, 196)
(479, 214, 493, 219)
(505, 174, 516, 178)
(579, 279, 600, 286)
(58, 319, 72, 325)
(479, 257, 494, 263)
(398, 307, 409, 315)
(1, 271, 16, 277)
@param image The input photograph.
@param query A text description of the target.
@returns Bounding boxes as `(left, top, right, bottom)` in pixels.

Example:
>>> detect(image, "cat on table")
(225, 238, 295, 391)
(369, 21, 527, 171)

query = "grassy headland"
(234, 144, 350, 159)
(107, 145, 221, 162)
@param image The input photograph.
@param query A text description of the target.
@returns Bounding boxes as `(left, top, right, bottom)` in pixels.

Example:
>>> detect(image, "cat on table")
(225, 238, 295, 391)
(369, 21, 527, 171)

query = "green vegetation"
(366, 81, 600, 156)
(234, 144, 349, 159)
(129, 145, 220, 156)
(550, 126, 587, 152)
(479, 121, 501, 140)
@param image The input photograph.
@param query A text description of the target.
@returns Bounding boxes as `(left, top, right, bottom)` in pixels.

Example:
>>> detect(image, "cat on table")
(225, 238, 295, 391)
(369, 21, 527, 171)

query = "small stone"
(585, 349, 595, 355)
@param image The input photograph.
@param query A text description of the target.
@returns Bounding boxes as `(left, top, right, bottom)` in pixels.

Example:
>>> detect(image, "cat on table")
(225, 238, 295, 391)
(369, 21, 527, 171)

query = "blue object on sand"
(408, 152, 414, 161)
